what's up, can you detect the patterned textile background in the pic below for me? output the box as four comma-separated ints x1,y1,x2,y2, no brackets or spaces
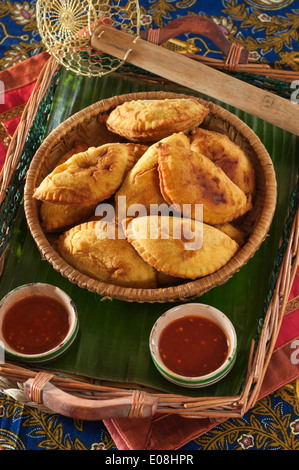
0,0,298,451
0,0,298,71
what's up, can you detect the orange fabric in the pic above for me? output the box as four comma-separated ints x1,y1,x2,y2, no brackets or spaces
0,52,49,93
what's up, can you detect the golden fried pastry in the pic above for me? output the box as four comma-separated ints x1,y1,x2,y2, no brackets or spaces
33,143,141,206
115,132,191,222
157,143,251,225
130,143,149,161
190,128,255,197
40,140,94,232
213,223,246,247
56,220,157,288
40,202,97,232
106,98,211,142
124,215,239,279
55,140,89,165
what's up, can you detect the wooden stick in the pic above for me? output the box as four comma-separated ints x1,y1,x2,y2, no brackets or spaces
184,54,299,82
91,26,299,136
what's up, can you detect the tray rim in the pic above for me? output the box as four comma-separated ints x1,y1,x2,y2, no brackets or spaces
0,56,298,421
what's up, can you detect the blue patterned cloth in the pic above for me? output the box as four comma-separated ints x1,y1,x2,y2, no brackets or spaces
0,392,117,450
0,0,298,71
1,380,299,450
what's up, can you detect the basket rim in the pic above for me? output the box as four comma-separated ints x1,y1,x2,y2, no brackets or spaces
24,90,277,303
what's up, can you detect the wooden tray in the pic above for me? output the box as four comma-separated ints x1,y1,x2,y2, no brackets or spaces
0,56,298,420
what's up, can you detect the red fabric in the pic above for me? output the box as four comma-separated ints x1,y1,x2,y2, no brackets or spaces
274,276,299,349
0,82,36,169
0,52,49,93
0,52,49,171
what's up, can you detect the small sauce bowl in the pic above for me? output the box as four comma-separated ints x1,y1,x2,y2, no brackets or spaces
149,303,237,388
0,283,79,363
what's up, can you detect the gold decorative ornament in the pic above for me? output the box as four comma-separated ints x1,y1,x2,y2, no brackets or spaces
36,0,141,77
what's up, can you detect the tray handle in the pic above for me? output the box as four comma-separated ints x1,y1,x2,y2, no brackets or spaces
139,16,249,65
23,372,158,420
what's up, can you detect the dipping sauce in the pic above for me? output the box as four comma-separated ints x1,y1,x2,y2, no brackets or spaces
2,295,70,355
158,315,229,377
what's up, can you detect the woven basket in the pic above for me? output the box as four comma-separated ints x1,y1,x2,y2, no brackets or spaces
23,90,277,303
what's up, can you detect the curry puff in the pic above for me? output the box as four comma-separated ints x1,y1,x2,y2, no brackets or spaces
39,140,96,232
190,128,256,198
115,132,190,221
157,142,251,225
33,143,147,206
213,223,246,247
54,140,89,165
106,98,211,142
124,215,239,279
56,220,157,288
40,202,98,232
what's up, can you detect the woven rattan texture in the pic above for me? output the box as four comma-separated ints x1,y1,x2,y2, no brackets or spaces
23,89,277,303
0,70,59,262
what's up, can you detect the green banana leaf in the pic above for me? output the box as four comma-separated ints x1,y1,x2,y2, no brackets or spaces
0,68,298,398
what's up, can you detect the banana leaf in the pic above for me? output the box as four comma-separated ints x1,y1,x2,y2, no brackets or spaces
0,68,298,398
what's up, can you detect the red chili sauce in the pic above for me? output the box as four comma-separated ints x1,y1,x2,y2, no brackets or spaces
158,315,229,377
2,295,70,355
